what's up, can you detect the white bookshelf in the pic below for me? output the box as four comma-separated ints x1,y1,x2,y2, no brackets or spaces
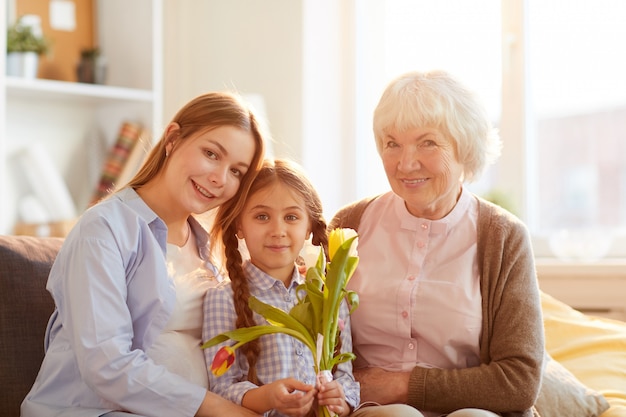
6,76,154,103
0,0,163,234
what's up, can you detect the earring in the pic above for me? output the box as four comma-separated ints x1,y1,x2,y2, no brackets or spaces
165,140,174,157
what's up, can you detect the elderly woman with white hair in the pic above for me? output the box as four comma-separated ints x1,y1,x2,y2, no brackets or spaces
330,70,544,417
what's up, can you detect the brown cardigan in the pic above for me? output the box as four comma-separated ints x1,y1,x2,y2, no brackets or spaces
329,194,544,417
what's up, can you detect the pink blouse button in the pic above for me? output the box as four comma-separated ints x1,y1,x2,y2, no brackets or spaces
408,342,415,350
402,311,409,319
417,241,425,248
421,223,428,230
407,275,415,281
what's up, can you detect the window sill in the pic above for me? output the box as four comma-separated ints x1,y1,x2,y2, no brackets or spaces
535,257,626,320
535,257,626,279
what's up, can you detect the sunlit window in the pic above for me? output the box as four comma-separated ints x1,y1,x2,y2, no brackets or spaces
354,0,626,258
527,0,626,255
354,0,502,201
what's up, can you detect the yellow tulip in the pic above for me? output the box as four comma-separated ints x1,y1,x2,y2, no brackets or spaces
328,228,358,261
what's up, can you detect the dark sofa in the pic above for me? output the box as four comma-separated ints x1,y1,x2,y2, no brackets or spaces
0,235,63,417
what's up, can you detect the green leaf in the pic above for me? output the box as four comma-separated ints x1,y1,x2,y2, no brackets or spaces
304,278,324,298
346,290,359,314
319,239,356,369
201,324,316,353
303,280,324,334
289,302,315,335
295,282,307,303
249,296,316,349
325,237,356,290
305,264,324,286
304,274,325,296
200,333,232,348
201,325,282,348
328,352,357,369
315,246,327,271
344,256,359,285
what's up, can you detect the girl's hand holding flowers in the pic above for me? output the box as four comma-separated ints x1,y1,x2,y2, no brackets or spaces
243,377,316,417
318,379,351,417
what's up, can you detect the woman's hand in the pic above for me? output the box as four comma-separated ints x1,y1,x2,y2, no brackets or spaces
242,377,316,417
353,367,411,405
317,379,350,417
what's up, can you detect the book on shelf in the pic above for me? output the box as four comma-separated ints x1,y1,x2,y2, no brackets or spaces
89,121,143,207
114,129,152,192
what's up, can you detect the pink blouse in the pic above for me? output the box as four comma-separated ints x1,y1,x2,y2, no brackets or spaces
347,187,482,372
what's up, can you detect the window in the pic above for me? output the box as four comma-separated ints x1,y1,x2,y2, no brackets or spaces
526,0,626,257
354,0,501,200
353,0,626,258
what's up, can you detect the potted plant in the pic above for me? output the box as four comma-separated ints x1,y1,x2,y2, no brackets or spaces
77,47,107,84
6,15,49,78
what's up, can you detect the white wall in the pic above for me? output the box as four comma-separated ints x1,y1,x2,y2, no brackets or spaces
162,0,354,218
163,0,303,158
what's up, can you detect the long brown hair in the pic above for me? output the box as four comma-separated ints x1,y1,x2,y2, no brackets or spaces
127,91,265,204
213,159,328,383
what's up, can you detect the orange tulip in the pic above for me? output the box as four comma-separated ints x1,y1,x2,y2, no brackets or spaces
211,346,235,376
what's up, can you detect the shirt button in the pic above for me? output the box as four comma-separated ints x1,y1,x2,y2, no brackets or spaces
421,223,428,230
407,275,416,281
408,342,415,350
296,348,303,356
402,311,409,319
284,295,292,302
417,241,425,248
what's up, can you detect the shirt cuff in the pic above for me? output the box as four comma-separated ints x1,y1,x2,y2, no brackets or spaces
408,366,427,409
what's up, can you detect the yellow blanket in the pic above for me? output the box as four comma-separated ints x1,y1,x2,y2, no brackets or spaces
542,291,626,416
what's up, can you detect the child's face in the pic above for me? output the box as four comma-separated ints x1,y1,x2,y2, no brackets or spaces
237,182,311,284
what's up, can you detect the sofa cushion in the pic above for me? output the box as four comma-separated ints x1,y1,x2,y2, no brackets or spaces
542,291,626,417
535,352,609,417
0,235,63,417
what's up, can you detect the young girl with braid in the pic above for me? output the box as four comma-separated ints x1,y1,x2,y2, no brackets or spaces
203,159,359,417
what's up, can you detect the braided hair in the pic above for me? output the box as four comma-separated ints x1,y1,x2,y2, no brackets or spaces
211,158,328,383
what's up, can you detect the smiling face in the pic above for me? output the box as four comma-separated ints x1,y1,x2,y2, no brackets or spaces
237,182,311,284
381,126,464,219
160,124,256,218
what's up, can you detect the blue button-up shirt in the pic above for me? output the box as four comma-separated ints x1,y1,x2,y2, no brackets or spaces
22,188,213,417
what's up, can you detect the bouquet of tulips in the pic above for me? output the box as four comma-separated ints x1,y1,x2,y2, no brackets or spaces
202,228,360,417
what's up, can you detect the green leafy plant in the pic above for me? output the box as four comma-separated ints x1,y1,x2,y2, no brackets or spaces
7,17,49,55
202,228,360,417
